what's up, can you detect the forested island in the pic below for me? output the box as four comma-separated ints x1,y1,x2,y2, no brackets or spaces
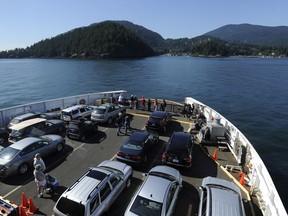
1,21,288,58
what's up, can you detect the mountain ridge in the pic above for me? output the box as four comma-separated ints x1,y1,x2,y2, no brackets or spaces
1,21,288,58
203,23,288,47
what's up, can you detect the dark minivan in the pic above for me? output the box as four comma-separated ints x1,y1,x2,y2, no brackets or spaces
145,110,171,133
162,131,194,167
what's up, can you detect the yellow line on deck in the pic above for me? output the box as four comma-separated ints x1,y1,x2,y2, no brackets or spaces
128,112,193,125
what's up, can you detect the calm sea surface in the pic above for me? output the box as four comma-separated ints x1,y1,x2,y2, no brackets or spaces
0,56,288,209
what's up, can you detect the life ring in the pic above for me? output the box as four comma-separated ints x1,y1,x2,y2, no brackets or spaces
79,99,86,104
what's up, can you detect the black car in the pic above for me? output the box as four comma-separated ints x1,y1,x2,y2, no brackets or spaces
116,130,159,165
162,131,194,168
0,128,9,145
66,120,98,141
145,110,171,133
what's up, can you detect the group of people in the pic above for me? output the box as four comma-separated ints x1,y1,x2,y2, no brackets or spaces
115,111,131,136
182,103,195,120
130,95,167,112
33,153,49,198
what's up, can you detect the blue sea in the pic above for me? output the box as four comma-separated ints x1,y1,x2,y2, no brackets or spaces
0,56,288,209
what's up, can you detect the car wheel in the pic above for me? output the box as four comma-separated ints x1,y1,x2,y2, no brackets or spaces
107,117,113,125
80,135,86,142
56,143,64,152
18,163,29,175
126,177,131,188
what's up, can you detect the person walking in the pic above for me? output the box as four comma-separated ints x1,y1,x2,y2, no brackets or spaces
116,112,123,136
33,153,46,172
34,164,47,198
124,114,131,134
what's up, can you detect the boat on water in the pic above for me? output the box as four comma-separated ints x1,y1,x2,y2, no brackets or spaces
0,90,286,216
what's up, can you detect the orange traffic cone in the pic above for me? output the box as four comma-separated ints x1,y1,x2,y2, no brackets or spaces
19,205,28,216
20,192,28,208
26,197,38,215
239,173,245,186
212,149,218,160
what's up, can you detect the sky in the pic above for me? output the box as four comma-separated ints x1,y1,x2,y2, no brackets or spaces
1,0,288,51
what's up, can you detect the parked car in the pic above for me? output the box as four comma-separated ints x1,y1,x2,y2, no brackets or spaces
9,118,66,142
61,105,94,122
162,131,194,168
125,165,182,216
53,160,133,216
116,130,159,165
66,119,98,141
198,176,246,216
0,135,65,178
145,110,171,133
0,128,9,145
91,103,126,125
8,112,41,128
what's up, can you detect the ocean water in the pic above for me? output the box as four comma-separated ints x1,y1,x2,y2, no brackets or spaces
0,56,288,209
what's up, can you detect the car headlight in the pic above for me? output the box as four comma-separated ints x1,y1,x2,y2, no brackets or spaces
0,165,7,173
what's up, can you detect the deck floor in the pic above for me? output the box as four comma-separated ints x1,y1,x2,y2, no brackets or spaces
0,106,262,216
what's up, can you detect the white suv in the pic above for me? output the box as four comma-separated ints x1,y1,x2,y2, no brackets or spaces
53,160,132,216
61,105,93,122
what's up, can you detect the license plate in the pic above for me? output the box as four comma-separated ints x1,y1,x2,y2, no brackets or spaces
125,155,130,159
173,159,179,163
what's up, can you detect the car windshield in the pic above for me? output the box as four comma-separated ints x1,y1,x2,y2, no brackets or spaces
123,140,143,150
130,195,162,216
0,147,19,160
94,108,106,114
56,197,85,216
149,117,161,123
10,118,20,124
169,135,190,150
149,171,176,181
10,129,23,137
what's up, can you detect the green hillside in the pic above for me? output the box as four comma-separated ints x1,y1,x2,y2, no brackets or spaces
1,21,288,58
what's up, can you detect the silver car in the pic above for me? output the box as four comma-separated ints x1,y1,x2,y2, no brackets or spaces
53,160,133,216
91,103,126,125
0,135,65,178
198,176,246,216
125,165,182,216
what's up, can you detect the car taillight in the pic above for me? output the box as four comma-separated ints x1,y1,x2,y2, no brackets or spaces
183,155,192,162
162,152,167,160
117,152,124,157
145,118,149,125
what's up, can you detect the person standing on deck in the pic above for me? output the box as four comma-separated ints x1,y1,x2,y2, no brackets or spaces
33,153,46,172
154,99,158,110
140,96,146,110
147,99,152,112
34,164,47,198
163,99,167,111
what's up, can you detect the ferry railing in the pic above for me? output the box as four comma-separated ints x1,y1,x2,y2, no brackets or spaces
0,90,126,127
185,97,287,216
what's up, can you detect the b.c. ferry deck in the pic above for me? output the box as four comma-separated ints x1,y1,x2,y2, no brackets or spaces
0,91,286,216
